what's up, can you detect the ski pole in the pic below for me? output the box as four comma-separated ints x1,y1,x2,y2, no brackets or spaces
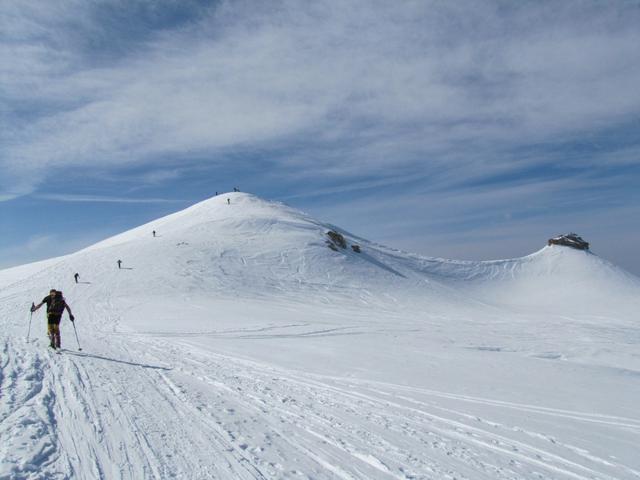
71,319,82,351
26,303,34,342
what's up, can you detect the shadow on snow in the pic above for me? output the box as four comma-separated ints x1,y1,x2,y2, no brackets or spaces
64,350,171,370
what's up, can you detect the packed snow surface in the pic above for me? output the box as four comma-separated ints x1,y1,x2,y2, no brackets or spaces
1,193,639,479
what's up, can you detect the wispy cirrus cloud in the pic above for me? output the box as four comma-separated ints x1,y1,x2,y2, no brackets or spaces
304,164,640,267
34,194,182,204
2,0,640,198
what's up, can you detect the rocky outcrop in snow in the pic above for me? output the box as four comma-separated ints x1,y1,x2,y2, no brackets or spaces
326,230,347,250
547,233,589,250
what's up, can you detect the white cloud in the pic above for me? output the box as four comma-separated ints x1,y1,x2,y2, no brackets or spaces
2,1,640,197
34,194,181,203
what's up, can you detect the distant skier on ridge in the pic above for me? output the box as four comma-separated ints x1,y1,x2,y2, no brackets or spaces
117,259,122,269
74,272,79,283
31,289,74,350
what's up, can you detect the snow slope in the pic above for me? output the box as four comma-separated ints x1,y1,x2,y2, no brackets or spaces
1,192,639,479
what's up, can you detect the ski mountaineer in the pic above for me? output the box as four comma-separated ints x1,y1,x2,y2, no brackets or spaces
31,289,74,349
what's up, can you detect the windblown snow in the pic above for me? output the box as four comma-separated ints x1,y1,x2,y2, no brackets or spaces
1,193,639,479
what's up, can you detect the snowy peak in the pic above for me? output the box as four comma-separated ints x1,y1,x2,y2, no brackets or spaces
83,192,313,250
63,193,391,305
4,192,640,318
453,245,640,315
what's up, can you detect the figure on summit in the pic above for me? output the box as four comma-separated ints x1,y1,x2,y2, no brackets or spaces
117,259,122,269
153,230,156,237
31,289,74,349
227,198,230,205
74,273,79,283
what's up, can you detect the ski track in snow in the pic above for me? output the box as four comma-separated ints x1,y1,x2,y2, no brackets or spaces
3,329,639,479
2,193,639,479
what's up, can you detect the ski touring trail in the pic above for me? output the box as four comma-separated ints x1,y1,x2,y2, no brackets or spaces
2,331,639,480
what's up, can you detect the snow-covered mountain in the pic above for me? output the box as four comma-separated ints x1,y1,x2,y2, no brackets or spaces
1,193,639,479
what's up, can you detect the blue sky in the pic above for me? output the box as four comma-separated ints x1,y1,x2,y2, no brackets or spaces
2,0,640,275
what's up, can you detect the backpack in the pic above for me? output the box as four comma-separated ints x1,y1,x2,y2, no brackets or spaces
49,292,66,316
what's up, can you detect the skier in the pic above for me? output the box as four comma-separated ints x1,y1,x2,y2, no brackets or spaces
117,259,122,269
31,289,74,349
152,230,156,237
227,198,230,205
74,272,79,283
